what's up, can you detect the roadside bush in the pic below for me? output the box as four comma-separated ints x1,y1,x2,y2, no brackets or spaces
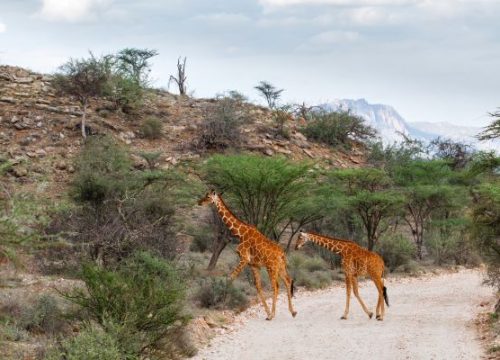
189,226,213,253
45,324,124,360
288,253,332,289
64,252,187,354
303,110,376,148
194,277,249,311
376,234,415,272
197,95,247,150
141,117,163,139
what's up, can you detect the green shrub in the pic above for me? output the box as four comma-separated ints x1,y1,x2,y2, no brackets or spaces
303,110,376,148
141,117,163,139
376,234,415,272
64,252,186,354
45,324,125,360
72,136,131,205
194,277,249,311
20,294,64,335
288,253,332,290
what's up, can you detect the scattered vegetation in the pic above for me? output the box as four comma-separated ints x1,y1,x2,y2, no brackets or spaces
255,81,283,109
302,110,377,148
140,117,163,139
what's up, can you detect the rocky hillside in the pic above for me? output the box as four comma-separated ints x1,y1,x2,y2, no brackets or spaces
0,65,363,196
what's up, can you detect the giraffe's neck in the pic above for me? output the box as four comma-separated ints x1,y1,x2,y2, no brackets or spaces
308,233,354,256
213,195,248,239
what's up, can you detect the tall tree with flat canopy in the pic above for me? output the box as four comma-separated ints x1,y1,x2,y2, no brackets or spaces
255,81,284,109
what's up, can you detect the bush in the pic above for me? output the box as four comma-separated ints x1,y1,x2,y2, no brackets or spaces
194,277,249,311
189,227,213,253
303,110,376,148
46,324,124,360
20,294,64,335
376,234,415,272
288,253,332,290
197,96,247,150
141,117,163,139
64,252,187,354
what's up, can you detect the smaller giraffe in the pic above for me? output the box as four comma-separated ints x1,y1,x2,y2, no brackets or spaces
198,190,297,320
295,231,389,320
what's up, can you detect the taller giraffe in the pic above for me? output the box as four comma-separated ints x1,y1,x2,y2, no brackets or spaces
296,231,389,320
198,190,297,320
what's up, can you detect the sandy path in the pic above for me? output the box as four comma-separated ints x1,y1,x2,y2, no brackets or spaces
193,270,494,360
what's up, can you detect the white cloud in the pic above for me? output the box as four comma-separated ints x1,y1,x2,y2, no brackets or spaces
0,23,6,33
192,13,251,24
347,7,397,25
38,0,113,22
259,0,414,6
310,30,360,44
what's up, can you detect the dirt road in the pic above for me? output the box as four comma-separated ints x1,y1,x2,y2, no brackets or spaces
193,270,494,360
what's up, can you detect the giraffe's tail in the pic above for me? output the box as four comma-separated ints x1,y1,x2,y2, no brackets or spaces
383,286,389,307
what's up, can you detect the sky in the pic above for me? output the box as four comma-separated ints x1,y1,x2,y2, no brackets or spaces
0,0,499,126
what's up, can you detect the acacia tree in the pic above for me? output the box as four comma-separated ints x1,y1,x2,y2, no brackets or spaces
115,48,158,86
394,160,456,259
203,154,321,267
53,54,111,138
330,168,403,250
255,81,284,109
478,109,500,140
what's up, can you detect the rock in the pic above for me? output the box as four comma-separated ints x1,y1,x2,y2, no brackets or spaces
12,167,28,177
0,97,16,104
263,148,274,156
131,154,147,169
55,161,67,170
11,116,19,123
302,148,315,158
67,165,75,173
35,149,47,157
292,131,307,141
14,76,34,84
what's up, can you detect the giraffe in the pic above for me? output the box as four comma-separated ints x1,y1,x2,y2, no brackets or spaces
295,231,389,320
198,190,297,320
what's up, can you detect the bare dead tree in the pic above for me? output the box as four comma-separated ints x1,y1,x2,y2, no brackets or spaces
169,57,187,96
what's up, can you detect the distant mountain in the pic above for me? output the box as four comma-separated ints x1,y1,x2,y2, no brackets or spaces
319,98,500,152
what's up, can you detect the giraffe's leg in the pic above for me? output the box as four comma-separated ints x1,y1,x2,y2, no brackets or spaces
267,269,279,321
341,276,352,320
250,266,271,318
229,259,248,280
373,277,385,321
352,277,373,319
280,269,297,318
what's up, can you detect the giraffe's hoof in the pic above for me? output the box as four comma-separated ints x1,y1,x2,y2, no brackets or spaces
340,316,347,320
265,316,274,321
292,311,297,318
376,315,383,321
369,312,373,319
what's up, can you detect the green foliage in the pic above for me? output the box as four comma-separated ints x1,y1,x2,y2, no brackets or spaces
72,136,131,205
255,81,283,109
20,294,64,335
115,48,158,86
46,324,125,360
272,106,292,139
376,234,416,271
106,75,144,113
288,253,332,289
303,110,377,148
140,117,163,139
203,154,312,239
194,277,249,310
477,109,500,141
64,252,187,354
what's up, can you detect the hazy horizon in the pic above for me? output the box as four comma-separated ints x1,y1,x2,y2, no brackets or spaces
1,0,499,127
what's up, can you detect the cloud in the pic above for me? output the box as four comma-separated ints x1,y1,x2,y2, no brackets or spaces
192,12,252,24
38,0,113,22
347,7,398,25
0,23,6,33
259,0,413,6
310,30,360,44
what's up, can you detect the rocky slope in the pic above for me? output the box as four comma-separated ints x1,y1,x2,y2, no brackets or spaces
0,65,363,197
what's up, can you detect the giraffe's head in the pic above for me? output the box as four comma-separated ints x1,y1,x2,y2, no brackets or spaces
198,190,218,206
295,231,311,250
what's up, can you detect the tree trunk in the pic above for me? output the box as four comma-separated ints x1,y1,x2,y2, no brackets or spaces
81,100,88,138
207,235,228,271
